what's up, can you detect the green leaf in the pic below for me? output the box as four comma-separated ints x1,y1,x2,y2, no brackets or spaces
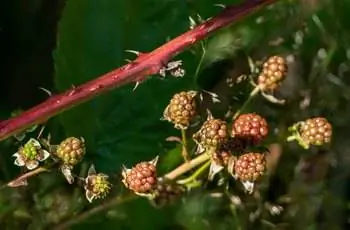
55,0,193,169
54,0,196,229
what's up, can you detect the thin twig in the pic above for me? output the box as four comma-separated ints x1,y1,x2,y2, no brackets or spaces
5,166,50,188
53,194,137,230
0,0,277,142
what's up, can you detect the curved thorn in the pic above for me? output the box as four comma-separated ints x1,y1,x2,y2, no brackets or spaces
125,50,141,56
214,4,226,9
38,87,52,96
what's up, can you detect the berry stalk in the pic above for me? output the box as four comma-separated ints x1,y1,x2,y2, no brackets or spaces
164,152,210,180
181,129,190,162
177,160,211,185
233,86,260,120
0,0,277,142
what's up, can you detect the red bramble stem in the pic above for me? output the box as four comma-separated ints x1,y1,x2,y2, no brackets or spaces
0,0,277,142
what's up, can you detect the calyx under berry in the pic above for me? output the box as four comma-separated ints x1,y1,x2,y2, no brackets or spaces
84,165,111,203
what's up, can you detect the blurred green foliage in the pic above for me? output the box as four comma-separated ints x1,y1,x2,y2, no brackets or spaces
1,0,350,229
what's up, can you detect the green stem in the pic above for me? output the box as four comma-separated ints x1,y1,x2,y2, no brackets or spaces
194,42,206,80
286,135,296,142
233,86,260,120
164,152,210,180
181,129,189,161
177,160,211,184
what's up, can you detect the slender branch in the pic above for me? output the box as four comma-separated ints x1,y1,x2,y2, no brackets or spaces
5,166,50,188
54,152,210,229
0,0,277,142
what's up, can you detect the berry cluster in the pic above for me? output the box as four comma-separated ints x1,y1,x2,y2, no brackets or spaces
11,52,325,208
218,113,269,193
12,135,111,203
121,55,333,199
7,48,335,216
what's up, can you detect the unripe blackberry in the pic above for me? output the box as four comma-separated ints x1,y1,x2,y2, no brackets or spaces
299,117,332,146
232,113,268,146
89,175,110,195
234,152,266,182
163,91,197,129
151,179,184,208
258,55,288,91
21,140,40,161
84,165,111,203
122,157,158,195
193,118,229,150
56,137,85,166
13,138,50,170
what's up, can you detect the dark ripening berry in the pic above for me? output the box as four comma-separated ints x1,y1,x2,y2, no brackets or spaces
221,137,247,154
123,161,158,194
258,55,288,91
193,118,229,150
163,91,197,129
212,149,231,167
300,117,332,146
151,179,184,208
211,137,243,167
232,113,268,146
234,152,266,182
56,137,85,166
